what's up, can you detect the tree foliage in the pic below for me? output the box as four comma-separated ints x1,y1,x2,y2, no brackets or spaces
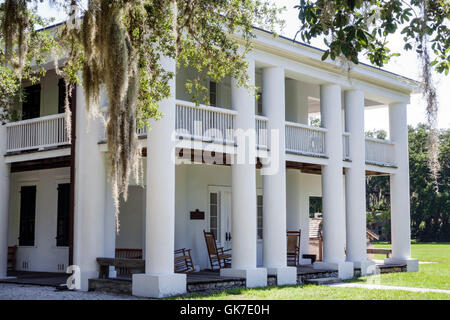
296,0,449,184
366,124,450,242
408,124,449,241
0,0,282,230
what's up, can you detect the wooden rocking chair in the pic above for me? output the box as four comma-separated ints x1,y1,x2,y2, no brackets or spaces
287,230,301,266
203,230,231,270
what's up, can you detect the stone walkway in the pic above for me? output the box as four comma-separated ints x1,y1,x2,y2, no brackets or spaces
0,283,140,300
327,282,450,294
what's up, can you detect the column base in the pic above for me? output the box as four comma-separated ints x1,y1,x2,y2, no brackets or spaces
266,266,297,285
351,260,377,276
78,270,98,291
132,273,187,298
313,261,354,280
220,268,267,288
384,257,419,272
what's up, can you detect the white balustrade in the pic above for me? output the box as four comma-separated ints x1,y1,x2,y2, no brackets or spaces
365,137,396,166
285,122,327,156
6,113,69,153
343,132,350,160
175,100,236,144
255,115,268,149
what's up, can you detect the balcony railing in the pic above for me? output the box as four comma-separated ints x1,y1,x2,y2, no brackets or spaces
255,115,268,149
285,122,327,156
175,100,236,144
4,104,397,169
343,132,350,160
6,113,69,153
365,137,395,166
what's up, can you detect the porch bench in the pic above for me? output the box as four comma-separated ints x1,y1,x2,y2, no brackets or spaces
115,248,143,276
98,248,195,278
97,257,145,279
367,248,392,258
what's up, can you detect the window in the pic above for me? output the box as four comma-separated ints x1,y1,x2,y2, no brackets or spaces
257,92,263,115
22,84,40,120
209,192,220,240
257,195,263,240
19,186,37,246
58,78,72,114
209,81,217,107
56,183,70,247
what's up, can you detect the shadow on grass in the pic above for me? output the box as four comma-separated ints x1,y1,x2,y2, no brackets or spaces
168,284,308,300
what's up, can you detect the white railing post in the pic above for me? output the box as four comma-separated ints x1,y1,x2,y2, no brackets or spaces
5,113,70,153
365,137,396,166
174,100,237,145
285,121,327,156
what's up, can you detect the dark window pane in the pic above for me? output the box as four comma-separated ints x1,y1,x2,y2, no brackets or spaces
210,205,217,218
210,217,217,229
209,81,217,107
19,186,36,246
22,84,40,120
210,192,217,205
56,183,70,247
257,92,263,115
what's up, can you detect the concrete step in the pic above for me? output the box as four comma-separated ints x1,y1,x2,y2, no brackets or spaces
305,277,342,285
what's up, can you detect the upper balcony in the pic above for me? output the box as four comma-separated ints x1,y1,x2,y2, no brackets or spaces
4,67,397,170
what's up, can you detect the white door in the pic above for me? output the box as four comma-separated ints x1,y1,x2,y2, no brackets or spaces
208,186,263,264
208,187,232,250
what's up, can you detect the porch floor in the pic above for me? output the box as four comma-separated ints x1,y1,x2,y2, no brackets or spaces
1,262,406,296
2,271,68,287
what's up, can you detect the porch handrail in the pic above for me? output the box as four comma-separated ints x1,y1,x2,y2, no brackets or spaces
365,136,395,145
365,137,396,166
175,99,238,116
285,122,327,156
5,112,67,127
285,121,328,133
255,115,268,149
175,100,236,144
6,113,69,153
343,132,350,160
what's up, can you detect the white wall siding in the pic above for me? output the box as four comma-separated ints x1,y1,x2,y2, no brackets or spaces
8,168,70,272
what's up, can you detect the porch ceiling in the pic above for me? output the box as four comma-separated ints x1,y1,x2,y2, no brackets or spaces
10,156,71,173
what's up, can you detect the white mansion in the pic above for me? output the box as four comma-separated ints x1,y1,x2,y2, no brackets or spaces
0,28,419,298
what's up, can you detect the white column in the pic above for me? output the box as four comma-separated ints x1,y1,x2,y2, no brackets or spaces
73,85,106,290
313,84,353,279
0,122,10,279
132,56,186,298
386,102,418,271
344,90,375,275
220,57,267,287
104,177,117,278
262,67,296,285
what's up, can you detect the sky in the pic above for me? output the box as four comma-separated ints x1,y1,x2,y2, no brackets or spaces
37,1,449,132
275,0,449,132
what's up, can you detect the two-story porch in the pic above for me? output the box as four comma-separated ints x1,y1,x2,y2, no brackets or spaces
0,30,419,298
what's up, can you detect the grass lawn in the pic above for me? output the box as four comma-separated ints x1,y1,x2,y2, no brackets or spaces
175,284,449,300
351,242,450,290
174,242,450,300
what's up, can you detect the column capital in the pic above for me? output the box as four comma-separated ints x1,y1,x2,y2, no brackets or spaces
320,83,341,91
